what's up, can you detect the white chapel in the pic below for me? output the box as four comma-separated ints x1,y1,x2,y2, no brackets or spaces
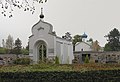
29,8,74,64
75,33,93,51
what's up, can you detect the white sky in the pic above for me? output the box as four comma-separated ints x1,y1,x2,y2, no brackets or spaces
0,0,120,47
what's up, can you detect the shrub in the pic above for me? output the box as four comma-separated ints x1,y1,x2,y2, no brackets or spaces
21,49,29,55
0,47,6,54
55,56,59,64
84,55,89,63
13,58,31,65
0,70,120,82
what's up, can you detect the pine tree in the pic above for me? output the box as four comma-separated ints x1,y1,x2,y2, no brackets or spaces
6,35,14,49
72,35,82,51
14,38,22,57
55,56,59,64
84,55,89,63
6,35,14,54
104,28,120,51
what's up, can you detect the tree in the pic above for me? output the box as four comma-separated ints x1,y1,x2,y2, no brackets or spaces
62,32,72,41
87,38,93,43
92,40,101,51
2,39,5,48
21,49,29,55
72,35,82,51
26,42,29,51
104,43,112,51
14,38,22,57
104,28,120,51
6,35,14,53
0,0,47,17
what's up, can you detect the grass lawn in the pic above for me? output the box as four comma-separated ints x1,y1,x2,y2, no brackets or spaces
0,63,120,72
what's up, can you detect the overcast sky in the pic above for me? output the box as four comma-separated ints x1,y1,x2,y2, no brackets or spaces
0,0,120,47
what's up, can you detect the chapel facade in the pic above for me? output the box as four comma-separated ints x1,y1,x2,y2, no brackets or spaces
29,8,74,64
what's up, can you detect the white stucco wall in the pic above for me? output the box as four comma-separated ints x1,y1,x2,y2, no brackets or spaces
68,43,74,64
29,19,74,64
75,42,92,51
56,38,74,64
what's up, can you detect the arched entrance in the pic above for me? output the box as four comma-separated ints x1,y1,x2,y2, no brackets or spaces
37,40,47,62
39,44,47,62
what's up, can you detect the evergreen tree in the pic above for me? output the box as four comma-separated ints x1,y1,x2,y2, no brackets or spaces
84,55,89,63
72,35,82,51
14,38,22,57
87,38,93,44
2,39,5,48
6,35,14,49
88,38,93,43
55,56,59,64
6,35,14,54
26,42,29,51
104,28,120,51
104,43,112,51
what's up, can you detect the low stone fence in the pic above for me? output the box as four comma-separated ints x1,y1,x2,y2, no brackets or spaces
73,51,120,64
0,54,29,65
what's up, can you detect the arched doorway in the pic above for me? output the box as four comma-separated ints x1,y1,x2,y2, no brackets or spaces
37,40,47,62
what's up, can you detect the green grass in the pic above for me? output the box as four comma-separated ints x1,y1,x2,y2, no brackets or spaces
1,63,120,72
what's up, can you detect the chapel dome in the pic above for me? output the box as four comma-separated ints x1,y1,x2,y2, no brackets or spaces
82,32,88,38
